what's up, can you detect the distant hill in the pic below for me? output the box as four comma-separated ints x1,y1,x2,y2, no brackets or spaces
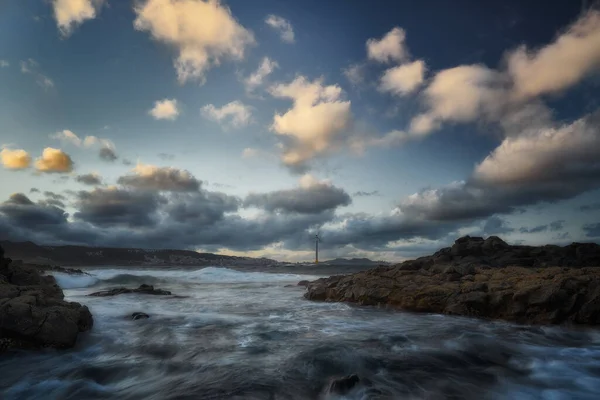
0,240,280,267
320,257,391,266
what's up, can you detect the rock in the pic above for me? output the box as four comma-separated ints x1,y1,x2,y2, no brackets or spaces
89,284,172,297
131,312,150,320
297,280,310,287
304,236,600,326
328,374,360,395
0,245,93,351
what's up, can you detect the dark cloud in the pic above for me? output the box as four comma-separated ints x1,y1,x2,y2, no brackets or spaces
353,190,380,197
30,188,40,193
99,147,118,162
245,181,351,214
117,165,201,192
581,203,600,212
76,173,103,186
38,199,66,208
482,216,514,235
73,188,162,228
583,223,600,238
553,232,571,241
122,159,133,166
0,193,67,226
44,191,66,201
519,225,548,234
163,191,239,225
550,220,565,231
158,153,175,161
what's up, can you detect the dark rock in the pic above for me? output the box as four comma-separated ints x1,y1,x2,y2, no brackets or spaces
0,245,93,352
297,280,310,287
304,236,600,326
89,284,172,297
131,312,150,320
328,374,360,395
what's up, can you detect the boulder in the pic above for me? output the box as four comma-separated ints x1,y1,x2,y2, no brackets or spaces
0,245,93,351
131,312,150,320
89,284,172,297
328,374,360,395
297,280,310,287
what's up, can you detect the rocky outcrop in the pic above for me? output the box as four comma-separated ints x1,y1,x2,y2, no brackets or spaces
305,236,600,326
89,284,172,297
328,374,360,395
0,246,93,352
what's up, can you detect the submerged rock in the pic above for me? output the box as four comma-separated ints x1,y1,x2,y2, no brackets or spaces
131,312,150,320
305,236,600,326
297,280,310,287
0,245,93,352
328,374,360,395
89,284,172,297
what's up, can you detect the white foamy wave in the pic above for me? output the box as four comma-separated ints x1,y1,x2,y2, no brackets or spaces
82,266,318,285
52,273,99,289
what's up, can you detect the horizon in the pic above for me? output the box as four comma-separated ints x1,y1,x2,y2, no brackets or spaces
1,0,600,263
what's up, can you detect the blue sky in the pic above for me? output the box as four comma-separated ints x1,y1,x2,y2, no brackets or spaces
0,0,599,261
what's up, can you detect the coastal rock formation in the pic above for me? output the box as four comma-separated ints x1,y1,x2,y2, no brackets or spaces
89,284,172,297
328,374,361,395
0,246,93,351
305,236,600,326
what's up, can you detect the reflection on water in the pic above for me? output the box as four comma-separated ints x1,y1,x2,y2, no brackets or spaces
2,267,600,399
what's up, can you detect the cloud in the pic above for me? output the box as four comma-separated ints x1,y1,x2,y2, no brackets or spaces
35,148,74,173
133,0,255,84
51,130,116,152
117,163,201,192
583,223,600,238
379,60,426,96
201,101,252,128
242,148,259,158
44,191,66,201
508,10,600,99
482,216,514,235
581,203,600,211
50,129,82,146
30,188,40,193
20,59,54,89
519,225,548,234
269,76,352,170
158,153,175,161
244,174,351,214
0,60,9,68
0,193,67,228
51,0,105,36
149,99,180,120
99,147,117,162
73,187,162,228
353,190,380,197
343,63,366,86
0,148,31,170
366,27,408,63
76,173,103,185
163,190,239,225
265,14,295,43
243,57,278,92
550,220,565,231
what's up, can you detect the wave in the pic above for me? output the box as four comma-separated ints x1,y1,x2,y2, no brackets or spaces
53,267,318,289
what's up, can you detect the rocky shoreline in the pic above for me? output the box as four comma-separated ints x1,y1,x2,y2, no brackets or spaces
305,236,600,326
0,246,93,352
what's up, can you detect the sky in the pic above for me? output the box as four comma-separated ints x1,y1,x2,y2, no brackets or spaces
1,0,600,262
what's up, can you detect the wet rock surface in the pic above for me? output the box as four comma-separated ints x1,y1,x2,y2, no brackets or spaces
131,312,150,320
89,284,172,297
0,246,93,352
305,236,600,326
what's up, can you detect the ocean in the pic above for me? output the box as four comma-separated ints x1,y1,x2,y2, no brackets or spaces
2,266,600,399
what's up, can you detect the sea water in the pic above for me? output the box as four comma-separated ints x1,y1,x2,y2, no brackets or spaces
2,266,600,399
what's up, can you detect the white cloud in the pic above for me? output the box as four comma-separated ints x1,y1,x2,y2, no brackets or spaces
35,148,74,173
51,129,82,146
0,60,9,68
201,101,252,128
265,14,295,43
149,98,180,120
133,0,255,84
343,63,365,86
508,10,600,99
366,27,408,63
52,0,104,36
20,59,54,89
379,59,426,96
242,147,259,158
0,148,31,170
243,57,278,92
268,76,352,169
50,130,116,161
